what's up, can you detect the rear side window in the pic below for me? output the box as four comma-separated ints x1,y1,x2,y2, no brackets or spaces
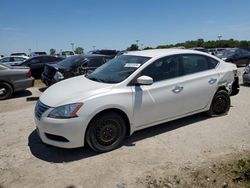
0,57,11,62
181,54,216,75
14,57,25,61
0,65,7,70
141,55,180,82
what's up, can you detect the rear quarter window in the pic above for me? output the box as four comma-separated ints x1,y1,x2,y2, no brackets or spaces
181,54,215,75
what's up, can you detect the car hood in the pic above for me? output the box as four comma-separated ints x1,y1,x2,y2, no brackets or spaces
40,75,114,107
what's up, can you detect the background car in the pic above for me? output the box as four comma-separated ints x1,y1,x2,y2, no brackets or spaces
11,52,28,56
60,51,75,58
191,47,209,53
88,49,119,58
0,56,29,66
0,63,34,100
19,55,64,78
216,48,250,67
30,52,47,57
243,64,250,85
42,54,111,86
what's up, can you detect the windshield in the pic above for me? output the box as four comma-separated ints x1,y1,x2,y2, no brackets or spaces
86,55,150,83
58,55,83,67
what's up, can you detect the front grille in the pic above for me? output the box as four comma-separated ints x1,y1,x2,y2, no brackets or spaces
35,100,50,120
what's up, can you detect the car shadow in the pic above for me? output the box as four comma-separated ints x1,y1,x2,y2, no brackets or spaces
240,83,250,87
28,130,97,163
28,113,208,163
11,90,32,99
39,87,47,92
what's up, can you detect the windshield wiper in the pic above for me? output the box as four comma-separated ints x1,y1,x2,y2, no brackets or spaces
86,75,105,83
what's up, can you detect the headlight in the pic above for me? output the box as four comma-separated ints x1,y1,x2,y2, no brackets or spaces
53,71,64,81
48,103,83,119
245,66,250,74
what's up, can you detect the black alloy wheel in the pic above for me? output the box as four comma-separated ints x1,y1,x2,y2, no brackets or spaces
86,112,126,153
207,90,230,116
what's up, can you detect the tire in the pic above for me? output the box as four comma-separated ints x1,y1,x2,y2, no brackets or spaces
86,112,126,153
207,90,230,116
0,82,13,100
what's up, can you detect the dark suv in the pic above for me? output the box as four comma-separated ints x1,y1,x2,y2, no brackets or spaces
88,49,119,58
20,55,64,78
41,54,111,86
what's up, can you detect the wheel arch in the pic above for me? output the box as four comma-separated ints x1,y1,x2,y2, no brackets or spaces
0,80,14,91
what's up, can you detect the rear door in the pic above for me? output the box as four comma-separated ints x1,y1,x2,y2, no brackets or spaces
133,54,219,128
176,54,220,113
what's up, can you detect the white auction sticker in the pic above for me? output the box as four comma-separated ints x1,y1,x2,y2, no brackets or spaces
124,63,141,68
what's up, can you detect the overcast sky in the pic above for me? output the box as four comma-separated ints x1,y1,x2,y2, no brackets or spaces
0,0,250,55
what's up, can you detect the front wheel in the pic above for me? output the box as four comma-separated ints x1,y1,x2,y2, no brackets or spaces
207,90,230,116
86,112,126,153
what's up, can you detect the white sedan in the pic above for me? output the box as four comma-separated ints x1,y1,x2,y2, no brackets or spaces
34,49,239,152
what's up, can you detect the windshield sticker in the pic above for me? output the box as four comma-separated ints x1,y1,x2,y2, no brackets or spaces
124,63,141,68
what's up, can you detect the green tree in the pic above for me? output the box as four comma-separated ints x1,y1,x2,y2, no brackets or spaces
75,47,84,54
126,44,139,51
50,48,56,56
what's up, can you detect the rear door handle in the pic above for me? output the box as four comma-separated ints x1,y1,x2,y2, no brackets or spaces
172,85,184,94
208,78,217,84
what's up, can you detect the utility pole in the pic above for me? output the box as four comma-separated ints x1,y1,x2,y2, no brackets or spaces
70,43,75,51
136,40,139,47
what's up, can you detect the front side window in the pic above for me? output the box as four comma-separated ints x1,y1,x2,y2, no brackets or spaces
181,54,212,75
86,55,150,83
141,55,180,82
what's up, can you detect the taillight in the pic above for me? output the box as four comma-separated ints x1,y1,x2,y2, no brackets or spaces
26,70,32,78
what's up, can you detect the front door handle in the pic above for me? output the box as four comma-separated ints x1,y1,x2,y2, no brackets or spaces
172,85,184,94
208,78,217,84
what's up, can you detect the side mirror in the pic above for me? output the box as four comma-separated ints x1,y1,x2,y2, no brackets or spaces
136,76,153,85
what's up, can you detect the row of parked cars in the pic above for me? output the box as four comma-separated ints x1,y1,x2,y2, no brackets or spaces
0,47,250,100
0,50,119,99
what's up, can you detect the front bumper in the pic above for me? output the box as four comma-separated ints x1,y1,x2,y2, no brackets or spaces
243,73,250,84
35,112,87,148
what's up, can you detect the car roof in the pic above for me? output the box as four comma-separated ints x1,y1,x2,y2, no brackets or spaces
81,54,111,58
125,49,210,58
2,56,28,58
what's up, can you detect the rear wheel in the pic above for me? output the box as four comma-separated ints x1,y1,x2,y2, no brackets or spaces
86,112,126,153
0,82,13,100
207,90,230,116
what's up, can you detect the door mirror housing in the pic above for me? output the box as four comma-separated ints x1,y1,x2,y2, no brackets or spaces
136,76,153,85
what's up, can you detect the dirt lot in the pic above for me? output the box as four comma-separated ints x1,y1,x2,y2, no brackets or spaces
0,73,250,188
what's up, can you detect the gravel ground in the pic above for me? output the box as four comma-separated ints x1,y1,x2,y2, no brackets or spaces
0,73,250,188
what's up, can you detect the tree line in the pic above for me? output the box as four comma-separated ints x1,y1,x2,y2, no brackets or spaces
127,38,250,51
